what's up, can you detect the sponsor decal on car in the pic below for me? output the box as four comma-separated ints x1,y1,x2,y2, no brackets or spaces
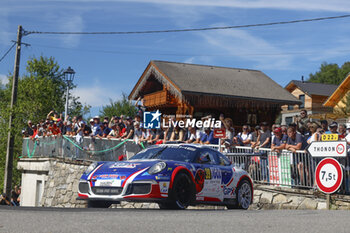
159,182,169,193
223,186,235,196
109,163,140,168
95,179,122,187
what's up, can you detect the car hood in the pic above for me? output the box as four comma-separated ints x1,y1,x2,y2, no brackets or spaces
91,160,161,177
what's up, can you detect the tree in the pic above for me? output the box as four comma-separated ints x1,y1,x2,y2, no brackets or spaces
99,93,137,119
0,56,90,188
308,62,350,85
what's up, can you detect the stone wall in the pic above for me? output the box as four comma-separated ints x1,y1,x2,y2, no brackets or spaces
40,159,91,208
251,185,350,210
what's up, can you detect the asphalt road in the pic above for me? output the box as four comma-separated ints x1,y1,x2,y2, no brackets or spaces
1,206,350,233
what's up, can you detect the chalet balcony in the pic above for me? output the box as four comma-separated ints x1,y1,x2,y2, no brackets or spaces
144,90,174,108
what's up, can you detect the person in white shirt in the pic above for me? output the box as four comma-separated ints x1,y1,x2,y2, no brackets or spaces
185,127,201,143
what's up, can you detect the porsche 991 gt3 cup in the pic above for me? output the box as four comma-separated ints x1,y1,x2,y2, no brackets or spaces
78,144,253,209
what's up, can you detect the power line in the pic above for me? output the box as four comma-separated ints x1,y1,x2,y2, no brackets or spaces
0,42,16,64
24,14,350,35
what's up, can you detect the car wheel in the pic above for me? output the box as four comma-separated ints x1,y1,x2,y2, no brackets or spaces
227,179,252,210
163,173,195,210
87,200,112,208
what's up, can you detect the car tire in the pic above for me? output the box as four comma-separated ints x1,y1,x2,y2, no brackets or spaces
162,173,195,210
87,200,112,208
226,179,252,210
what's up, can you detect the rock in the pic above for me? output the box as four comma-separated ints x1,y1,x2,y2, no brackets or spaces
316,202,327,210
253,190,263,196
298,198,318,210
134,203,143,209
260,192,273,204
272,194,287,204
287,196,304,206
280,204,299,210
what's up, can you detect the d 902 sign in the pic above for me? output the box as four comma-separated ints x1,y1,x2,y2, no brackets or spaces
315,158,343,194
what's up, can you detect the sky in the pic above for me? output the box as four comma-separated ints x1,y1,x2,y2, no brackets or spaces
1,0,350,117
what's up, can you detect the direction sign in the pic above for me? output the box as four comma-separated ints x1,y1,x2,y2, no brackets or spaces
213,129,226,139
315,158,343,194
307,141,347,157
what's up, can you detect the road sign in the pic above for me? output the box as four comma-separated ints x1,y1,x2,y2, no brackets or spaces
321,134,339,141
307,141,347,157
213,129,226,138
315,158,343,194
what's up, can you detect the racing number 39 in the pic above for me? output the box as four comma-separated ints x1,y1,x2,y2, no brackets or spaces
205,168,211,180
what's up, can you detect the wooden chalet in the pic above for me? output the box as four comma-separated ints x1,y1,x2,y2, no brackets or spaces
129,61,299,126
281,80,337,125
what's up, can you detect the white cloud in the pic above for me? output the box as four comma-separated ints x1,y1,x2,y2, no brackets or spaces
0,74,9,85
71,82,122,107
197,28,293,70
56,14,84,47
28,0,350,13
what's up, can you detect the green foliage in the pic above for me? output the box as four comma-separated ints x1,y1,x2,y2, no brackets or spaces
100,93,137,119
308,62,350,85
0,56,90,189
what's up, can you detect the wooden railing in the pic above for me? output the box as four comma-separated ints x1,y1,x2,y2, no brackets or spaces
144,90,168,107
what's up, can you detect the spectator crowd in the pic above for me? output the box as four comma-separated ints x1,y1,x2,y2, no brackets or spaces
23,109,350,152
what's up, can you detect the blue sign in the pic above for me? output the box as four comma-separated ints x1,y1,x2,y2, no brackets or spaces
143,110,161,129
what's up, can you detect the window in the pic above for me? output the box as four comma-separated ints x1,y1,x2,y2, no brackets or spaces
216,152,231,166
285,117,293,126
288,105,293,110
299,95,305,109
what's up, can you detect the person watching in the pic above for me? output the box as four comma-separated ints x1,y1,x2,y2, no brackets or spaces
271,127,287,153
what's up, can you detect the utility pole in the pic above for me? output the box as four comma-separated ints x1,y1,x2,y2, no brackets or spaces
4,25,23,198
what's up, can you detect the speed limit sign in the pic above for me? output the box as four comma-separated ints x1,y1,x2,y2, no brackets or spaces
315,158,343,194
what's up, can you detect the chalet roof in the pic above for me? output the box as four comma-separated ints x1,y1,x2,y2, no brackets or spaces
324,74,350,107
129,60,300,104
286,80,338,97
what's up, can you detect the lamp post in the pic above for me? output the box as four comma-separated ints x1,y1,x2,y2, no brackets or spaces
63,67,75,121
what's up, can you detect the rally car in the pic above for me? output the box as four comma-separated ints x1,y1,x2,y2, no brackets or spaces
78,144,253,209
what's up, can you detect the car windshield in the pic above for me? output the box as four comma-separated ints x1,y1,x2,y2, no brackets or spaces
130,146,197,163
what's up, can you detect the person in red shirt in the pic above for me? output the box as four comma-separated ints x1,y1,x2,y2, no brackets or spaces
47,121,61,136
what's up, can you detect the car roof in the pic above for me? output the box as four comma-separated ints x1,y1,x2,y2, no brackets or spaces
150,143,219,151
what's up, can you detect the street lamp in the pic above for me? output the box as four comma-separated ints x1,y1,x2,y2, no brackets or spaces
63,66,75,120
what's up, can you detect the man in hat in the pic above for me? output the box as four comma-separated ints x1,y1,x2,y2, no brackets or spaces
328,121,339,135
271,127,287,153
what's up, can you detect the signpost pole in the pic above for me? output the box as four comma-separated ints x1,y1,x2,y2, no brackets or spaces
326,194,330,210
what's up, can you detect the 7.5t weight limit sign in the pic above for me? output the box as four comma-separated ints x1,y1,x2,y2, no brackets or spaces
315,158,343,194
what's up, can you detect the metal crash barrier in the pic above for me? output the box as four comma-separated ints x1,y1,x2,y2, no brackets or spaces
22,137,350,194
22,136,145,161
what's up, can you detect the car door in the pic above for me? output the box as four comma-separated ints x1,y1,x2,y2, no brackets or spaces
214,151,236,199
194,149,223,202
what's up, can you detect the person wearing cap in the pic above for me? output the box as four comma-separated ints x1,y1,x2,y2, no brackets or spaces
271,127,287,153
328,121,339,134
92,116,102,137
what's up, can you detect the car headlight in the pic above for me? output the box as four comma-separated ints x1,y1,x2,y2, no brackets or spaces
148,162,167,175
84,162,98,175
